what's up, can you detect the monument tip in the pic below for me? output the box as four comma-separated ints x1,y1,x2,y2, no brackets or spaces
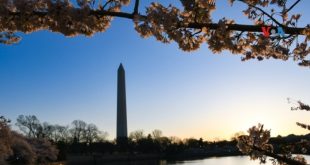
118,63,124,70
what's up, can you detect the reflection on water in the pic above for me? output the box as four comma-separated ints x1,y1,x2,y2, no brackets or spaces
68,156,310,165
83,160,167,165
166,156,310,165
167,156,272,165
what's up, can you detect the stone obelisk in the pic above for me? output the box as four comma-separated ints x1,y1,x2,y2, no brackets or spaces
117,63,128,140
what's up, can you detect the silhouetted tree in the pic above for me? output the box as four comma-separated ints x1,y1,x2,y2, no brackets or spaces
97,131,109,142
54,125,70,143
169,136,182,144
152,129,163,140
129,129,145,142
70,120,87,143
16,115,42,138
0,0,309,67
40,122,56,140
158,136,172,152
135,134,156,153
83,123,100,144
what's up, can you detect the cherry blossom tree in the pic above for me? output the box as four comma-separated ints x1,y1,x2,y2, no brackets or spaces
0,116,58,165
237,101,310,165
0,116,12,165
0,0,309,67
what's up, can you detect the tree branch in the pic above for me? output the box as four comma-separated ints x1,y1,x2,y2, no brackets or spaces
90,10,136,19
284,0,302,15
238,0,283,27
187,23,305,35
252,146,306,165
102,0,112,10
133,0,140,15
6,10,307,35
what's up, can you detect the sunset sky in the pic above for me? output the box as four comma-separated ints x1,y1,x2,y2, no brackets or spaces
1,0,310,141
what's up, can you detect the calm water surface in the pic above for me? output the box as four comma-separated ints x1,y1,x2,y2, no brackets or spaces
167,156,310,165
98,156,310,165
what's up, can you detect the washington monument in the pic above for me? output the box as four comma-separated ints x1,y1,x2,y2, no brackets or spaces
117,63,128,140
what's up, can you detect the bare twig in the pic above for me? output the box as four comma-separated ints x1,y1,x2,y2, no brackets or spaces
283,0,301,15
191,29,202,37
133,0,140,15
102,0,112,10
235,31,245,41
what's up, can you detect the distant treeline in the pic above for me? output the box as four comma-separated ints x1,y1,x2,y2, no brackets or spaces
1,115,309,165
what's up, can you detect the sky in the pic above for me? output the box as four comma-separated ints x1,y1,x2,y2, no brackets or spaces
0,0,310,141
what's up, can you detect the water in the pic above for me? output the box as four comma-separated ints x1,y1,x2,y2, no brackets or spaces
80,155,310,165
166,156,310,165
167,156,278,165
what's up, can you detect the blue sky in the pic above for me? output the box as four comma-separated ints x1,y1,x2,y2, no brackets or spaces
0,0,310,140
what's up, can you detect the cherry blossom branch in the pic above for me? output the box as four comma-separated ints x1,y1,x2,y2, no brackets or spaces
296,122,310,131
187,23,305,35
7,11,306,35
291,101,310,111
237,0,283,26
252,146,306,165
